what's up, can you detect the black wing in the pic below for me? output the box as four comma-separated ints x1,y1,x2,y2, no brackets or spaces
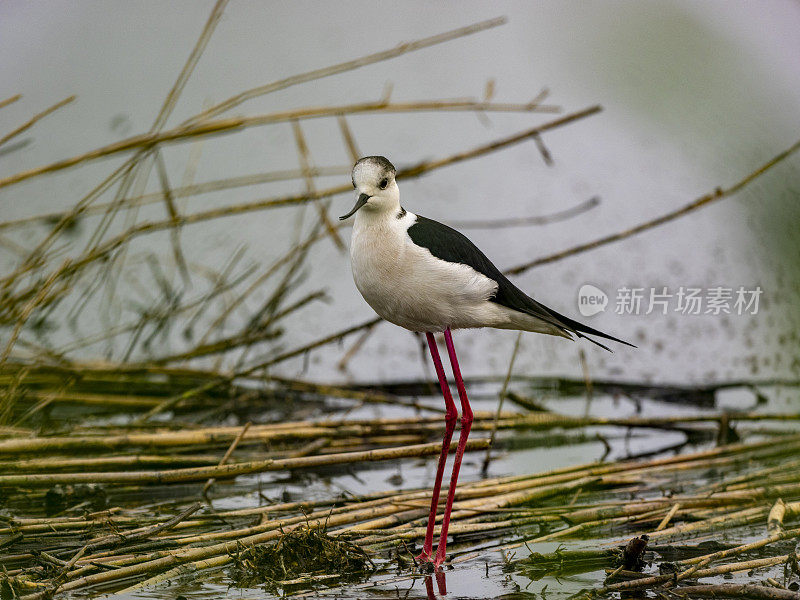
406,215,634,351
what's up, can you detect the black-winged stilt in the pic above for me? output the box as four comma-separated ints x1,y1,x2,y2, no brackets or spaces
340,156,633,568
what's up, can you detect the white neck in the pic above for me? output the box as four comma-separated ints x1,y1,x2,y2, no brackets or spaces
354,204,398,226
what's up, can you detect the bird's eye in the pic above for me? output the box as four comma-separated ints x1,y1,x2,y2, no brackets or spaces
379,178,388,190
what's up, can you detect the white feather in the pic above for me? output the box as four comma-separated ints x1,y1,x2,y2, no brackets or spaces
350,209,567,336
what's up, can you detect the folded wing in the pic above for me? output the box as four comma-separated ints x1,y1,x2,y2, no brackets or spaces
406,215,635,351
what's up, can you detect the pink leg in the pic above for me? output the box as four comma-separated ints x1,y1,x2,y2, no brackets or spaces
422,571,447,599
433,328,473,567
416,331,458,563
424,575,435,599
435,569,447,595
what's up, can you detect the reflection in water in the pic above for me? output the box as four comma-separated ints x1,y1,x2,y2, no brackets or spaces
424,570,447,598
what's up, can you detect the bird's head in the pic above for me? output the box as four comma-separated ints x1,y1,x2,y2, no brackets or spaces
339,156,399,220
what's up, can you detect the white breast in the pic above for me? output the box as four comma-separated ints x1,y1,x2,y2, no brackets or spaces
349,210,500,332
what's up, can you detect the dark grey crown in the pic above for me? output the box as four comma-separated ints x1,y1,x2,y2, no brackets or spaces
352,156,395,187
354,155,395,173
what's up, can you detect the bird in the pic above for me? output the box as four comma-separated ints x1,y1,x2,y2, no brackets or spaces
340,155,633,568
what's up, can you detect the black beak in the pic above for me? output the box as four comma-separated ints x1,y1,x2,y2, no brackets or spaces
339,193,370,220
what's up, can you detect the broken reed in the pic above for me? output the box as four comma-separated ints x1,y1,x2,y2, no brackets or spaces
2,359,798,428
2,431,800,597
1,364,799,484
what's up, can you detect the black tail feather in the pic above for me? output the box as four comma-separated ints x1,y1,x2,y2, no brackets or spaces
542,305,637,352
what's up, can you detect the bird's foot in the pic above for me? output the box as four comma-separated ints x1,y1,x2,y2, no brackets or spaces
418,560,436,574
416,551,447,573
416,550,439,574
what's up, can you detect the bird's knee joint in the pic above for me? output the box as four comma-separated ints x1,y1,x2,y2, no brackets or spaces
445,410,458,424
461,412,474,427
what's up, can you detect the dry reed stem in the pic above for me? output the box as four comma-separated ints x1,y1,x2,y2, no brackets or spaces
0,98,559,191
79,503,201,554
354,516,539,545
0,107,594,350
0,259,70,364
1,158,138,300
482,331,522,471
337,116,361,164
74,0,227,298
0,95,75,148
666,584,800,600
0,165,597,235
0,17,510,359
654,502,680,531
603,555,795,593
0,438,490,486
4,410,795,457
153,0,229,132
50,261,258,356
5,433,800,596
585,512,800,596
194,225,329,347
189,16,508,121
244,317,383,372
81,2,229,331
507,137,800,274
26,504,417,597
0,94,22,110
291,119,345,249
153,150,190,283
677,527,800,567
0,166,353,231
701,457,800,493
3,455,605,543
451,196,600,229
767,498,787,534
143,290,321,364
201,422,250,495
646,505,770,540
0,454,222,473
66,3,222,276
336,325,376,371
